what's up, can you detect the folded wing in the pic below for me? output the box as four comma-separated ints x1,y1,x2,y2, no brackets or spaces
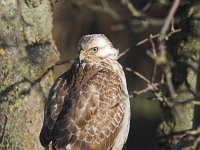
53,67,125,150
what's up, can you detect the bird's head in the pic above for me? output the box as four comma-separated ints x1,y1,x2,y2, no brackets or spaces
77,34,119,63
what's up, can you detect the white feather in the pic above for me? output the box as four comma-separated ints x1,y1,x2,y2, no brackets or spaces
96,47,118,59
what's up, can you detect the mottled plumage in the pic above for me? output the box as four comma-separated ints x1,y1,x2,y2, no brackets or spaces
40,34,130,150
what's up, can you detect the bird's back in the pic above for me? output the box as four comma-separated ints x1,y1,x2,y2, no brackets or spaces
40,59,130,150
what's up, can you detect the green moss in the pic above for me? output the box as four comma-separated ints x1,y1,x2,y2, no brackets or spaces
22,0,53,45
157,2,200,148
187,68,197,89
155,50,167,65
9,100,21,113
21,65,30,74
25,0,42,8
0,0,58,149
0,48,5,56
183,37,200,52
190,5,200,35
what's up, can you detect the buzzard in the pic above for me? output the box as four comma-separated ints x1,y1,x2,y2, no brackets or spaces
40,34,130,150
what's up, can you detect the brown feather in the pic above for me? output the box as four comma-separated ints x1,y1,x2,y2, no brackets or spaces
40,34,130,150
49,62,124,150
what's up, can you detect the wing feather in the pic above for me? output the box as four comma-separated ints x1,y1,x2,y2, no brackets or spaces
53,65,125,150
39,66,75,148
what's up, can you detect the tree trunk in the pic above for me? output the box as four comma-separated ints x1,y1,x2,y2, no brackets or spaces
0,0,59,149
157,1,200,149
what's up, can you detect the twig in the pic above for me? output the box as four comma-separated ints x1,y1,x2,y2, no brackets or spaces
193,101,200,106
100,0,120,20
125,67,165,100
165,20,181,40
128,21,181,101
88,4,120,20
141,0,152,12
136,26,181,47
187,127,200,136
164,65,176,97
159,0,181,40
55,59,74,66
71,0,120,20
0,58,72,102
125,64,174,107
136,33,159,46
171,98,200,107
125,67,150,84
148,34,157,60
118,48,130,59
121,0,143,17
157,0,181,97
151,64,157,83
192,136,200,149
129,86,152,98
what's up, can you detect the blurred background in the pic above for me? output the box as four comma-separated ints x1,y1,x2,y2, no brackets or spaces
51,0,187,149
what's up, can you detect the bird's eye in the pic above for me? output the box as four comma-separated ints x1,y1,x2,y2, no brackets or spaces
91,47,98,53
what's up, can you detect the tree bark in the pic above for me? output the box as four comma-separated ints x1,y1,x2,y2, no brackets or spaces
0,0,59,149
157,1,200,149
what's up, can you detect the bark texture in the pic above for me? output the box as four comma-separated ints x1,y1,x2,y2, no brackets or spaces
0,0,60,149
157,1,200,149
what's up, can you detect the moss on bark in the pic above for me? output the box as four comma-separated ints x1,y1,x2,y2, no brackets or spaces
0,0,59,149
157,1,200,149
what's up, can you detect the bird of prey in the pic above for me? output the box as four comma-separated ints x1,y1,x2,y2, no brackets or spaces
39,34,130,150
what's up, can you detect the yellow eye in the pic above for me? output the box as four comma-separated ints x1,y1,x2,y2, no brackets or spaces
91,47,98,53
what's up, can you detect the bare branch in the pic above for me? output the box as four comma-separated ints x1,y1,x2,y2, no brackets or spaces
157,0,182,98
55,59,74,66
136,33,160,46
121,0,143,17
151,64,158,83
125,67,150,84
164,65,176,97
71,0,120,20
159,0,181,40
129,86,154,98
118,48,130,59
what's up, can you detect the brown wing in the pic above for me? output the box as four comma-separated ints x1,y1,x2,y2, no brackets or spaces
39,65,75,148
53,67,125,150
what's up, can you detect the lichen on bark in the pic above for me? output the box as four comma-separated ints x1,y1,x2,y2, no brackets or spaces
157,1,200,149
0,0,60,149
